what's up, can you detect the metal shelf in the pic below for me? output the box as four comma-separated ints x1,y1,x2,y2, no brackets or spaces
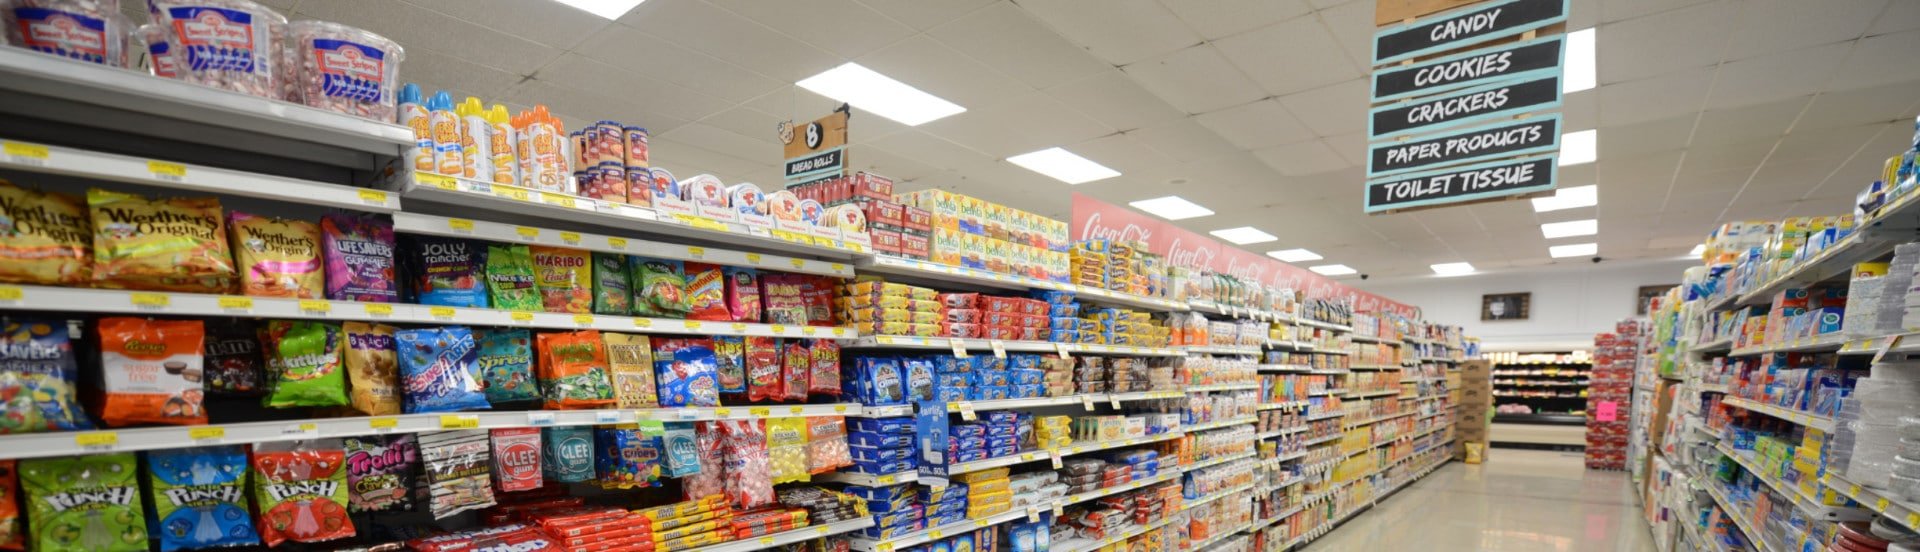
1825,471,1920,532
1185,416,1258,432
690,518,875,552
856,256,1187,311
393,212,853,277
1721,397,1837,431
1176,344,1264,355
846,335,1182,357
940,431,1186,476
1296,319,1354,332
1190,383,1260,392
1344,389,1400,399
1349,335,1403,346
1188,300,1291,322
848,505,1034,552
1728,333,1851,356
0,139,400,212
1700,482,1781,552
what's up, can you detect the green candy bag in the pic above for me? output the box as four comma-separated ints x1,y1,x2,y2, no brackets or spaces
591,252,632,315
263,320,349,408
486,243,542,312
21,453,147,552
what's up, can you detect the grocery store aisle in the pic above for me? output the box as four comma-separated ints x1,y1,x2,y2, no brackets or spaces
1304,449,1653,551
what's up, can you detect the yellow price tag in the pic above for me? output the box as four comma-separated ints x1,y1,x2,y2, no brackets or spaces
573,314,595,326
833,328,845,337
634,318,654,329
749,407,770,417
2,141,49,160
745,253,762,264
833,405,847,413
296,423,317,433
801,327,817,336
687,246,706,258
365,303,393,316
1879,498,1892,510
877,475,896,484
831,263,845,272
607,237,628,249
416,172,458,190
358,189,389,204
369,417,398,429
975,519,990,528
771,325,787,334
75,432,118,447
188,426,225,440
683,320,702,330
448,218,474,232
878,544,894,552
545,194,576,208
877,336,896,345
759,537,775,546
816,527,829,535
715,408,733,417
439,415,479,429
218,296,254,310
298,299,330,313
791,406,805,414
147,160,187,180
0,286,19,301
514,226,539,239
510,311,535,323
130,292,170,308
689,218,729,232
495,186,530,202
430,306,456,319
1908,512,1920,527
559,231,581,244
930,530,944,539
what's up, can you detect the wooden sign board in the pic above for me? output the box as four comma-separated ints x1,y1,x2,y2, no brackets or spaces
1371,35,1563,102
783,110,848,186
1368,114,1560,177
1364,154,1556,213
1374,0,1568,64
1368,74,1560,139
1376,0,1484,25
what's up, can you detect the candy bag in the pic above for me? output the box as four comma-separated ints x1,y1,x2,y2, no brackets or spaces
809,339,841,396
0,318,89,433
660,422,701,478
146,446,260,552
98,317,207,426
0,181,89,285
719,419,774,509
343,321,400,415
22,453,147,552
603,332,658,408
87,188,233,292
805,416,852,474
484,243,541,312
530,246,591,314
594,424,661,490
652,338,719,407
591,252,632,315
251,443,353,545
404,235,488,308
491,428,543,492
229,210,323,298
761,275,808,326
724,267,762,322
320,212,396,302
802,276,836,325
713,335,745,395
744,336,781,402
204,319,264,396
344,434,416,513
779,341,809,402
629,257,689,317
681,422,725,501
417,430,497,519
534,330,615,410
0,460,17,550
473,329,539,405
766,417,808,484
396,326,489,413
683,262,728,321
540,426,595,483
261,320,348,409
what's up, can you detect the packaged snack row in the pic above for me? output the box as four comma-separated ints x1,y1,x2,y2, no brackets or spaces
1071,239,1168,299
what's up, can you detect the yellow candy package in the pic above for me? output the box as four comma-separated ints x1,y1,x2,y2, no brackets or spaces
228,211,323,298
87,188,234,292
530,246,590,314
0,180,89,285
766,417,809,484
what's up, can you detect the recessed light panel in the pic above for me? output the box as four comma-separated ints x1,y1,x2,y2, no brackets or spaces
1430,262,1475,277
1560,129,1597,166
1129,196,1214,220
1309,264,1357,276
1530,185,1597,212
1690,244,1706,256
1550,243,1598,258
1564,28,1596,93
553,0,647,20
1210,227,1278,244
797,63,966,126
1541,219,1597,239
1267,249,1323,262
1007,147,1121,184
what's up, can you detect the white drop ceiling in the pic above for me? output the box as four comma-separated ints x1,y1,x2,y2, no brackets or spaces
139,0,1920,278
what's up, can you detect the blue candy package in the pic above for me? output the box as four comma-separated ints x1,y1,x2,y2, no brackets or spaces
651,338,720,407
473,329,540,405
146,446,260,552
404,235,489,308
0,318,91,433
660,422,703,478
395,326,490,413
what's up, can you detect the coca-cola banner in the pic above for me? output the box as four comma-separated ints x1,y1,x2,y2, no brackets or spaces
1071,193,1419,319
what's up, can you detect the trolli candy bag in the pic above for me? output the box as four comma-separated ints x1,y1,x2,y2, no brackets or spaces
404,235,488,308
396,326,489,413
473,329,539,405
417,430,497,519
21,453,147,552
343,321,401,415
87,188,234,292
0,318,90,433
535,330,615,410
530,246,591,314
251,442,354,546
261,320,349,409
0,180,89,286
228,210,323,298
204,319,265,396
320,212,397,302
603,332,658,408
343,434,416,514
98,317,207,426
491,428,542,493
484,243,542,312
146,446,260,552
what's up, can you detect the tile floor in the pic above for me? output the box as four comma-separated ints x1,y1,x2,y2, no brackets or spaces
1304,449,1656,551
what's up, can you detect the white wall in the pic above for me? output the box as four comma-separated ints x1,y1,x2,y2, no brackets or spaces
1355,259,1696,351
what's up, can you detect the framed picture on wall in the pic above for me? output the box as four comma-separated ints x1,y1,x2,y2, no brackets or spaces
1481,293,1530,321
1638,285,1677,315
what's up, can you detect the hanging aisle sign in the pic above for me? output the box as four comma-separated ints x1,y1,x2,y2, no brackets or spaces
1369,114,1561,177
1368,74,1559,139
1373,0,1569,65
783,108,848,187
1365,154,1556,213
1370,36,1563,102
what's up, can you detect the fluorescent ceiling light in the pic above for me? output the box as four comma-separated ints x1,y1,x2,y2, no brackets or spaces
1267,249,1323,262
1530,185,1597,212
1690,244,1706,256
1210,227,1278,244
1310,264,1358,276
1129,196,1214,220
1430,262,1475,277
1560,129,1597,166
1550,243,1598,258
1564,28,1596,93
1541,219,1597,239
796,63,966,126
1007,147,1120,184
552,0,646,19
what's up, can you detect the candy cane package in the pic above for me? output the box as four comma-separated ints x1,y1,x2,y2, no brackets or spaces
150,0,285,98
0,0,133,67
287,20,403,121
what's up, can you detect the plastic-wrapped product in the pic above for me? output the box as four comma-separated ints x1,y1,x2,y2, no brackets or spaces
146,446,260,552
604,332,658,408
720,419,775,509
342,320,400,415
228,211,322,298
343,434,416,514
135,23,176,78
287,20,403,120
768,417,809,484
0,181,89,286
251,442,354,545
810,339,840,396
22,453,147,552
0,460,17,550
87,188,233,292
534,330,615,410
530,245,591,314
745,336,781,401
540,426,595,483
395,326,489,413
484,243,541,311
653,338,720,407
713,335,746,395
320,212,397,302
726,267,762,322
684,262,729,321
1,0,130,66
806,416,852,474
473,328,539,405
594,423,663,490
0,318,90,433
491,427,542,492
204,319,264,396
682,421,726,501
781,341,809,401
261,319,348,409
661,422,701,478
630,257,690,317
592,252,633,315
417,430,496,519
404,235,488,308
98,317,207,425
151,0,284,97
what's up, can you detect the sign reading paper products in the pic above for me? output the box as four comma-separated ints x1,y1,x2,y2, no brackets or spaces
1372,0,1568,64
1370,36,1563,102
1365,155,1556,213
1368,75,1559,138
1368,114,1560,177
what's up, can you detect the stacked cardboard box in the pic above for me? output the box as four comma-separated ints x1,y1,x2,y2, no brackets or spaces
1455,360,1492,461
1586,321,1642,470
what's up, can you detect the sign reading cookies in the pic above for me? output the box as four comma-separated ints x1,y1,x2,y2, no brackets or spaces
783,108,848,188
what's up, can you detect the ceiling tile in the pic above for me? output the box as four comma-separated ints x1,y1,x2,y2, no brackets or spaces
1689,98,1808,147
1799,80,1920,132
1014,0,1201,65
1596,70,1714,126
926,2,1109,90
1830,29,1920,91
573,24,785,104
1705,42,1850,110
854,35,1034,112
1316,0,1378,71
1277,79,1369,137
706,0,915,59
1194,99,1315,151
1060,134,1185,186
536,54,733,122
865,130,996,172
1598,0,1716,23
855,0,996,31
1121,44,1269,115
1253,140,1349,176
294,0,563,75
1868,0,1920,35
1159,0,1312,40
619,0,840,82
695,108,785,146
1771,123,1887,164
1723,0,1885,60
1127,118,1242,162
647,138,766,181
401,0,613,50
399,48,526,100
845,148,941,182
1043,70,1189,133
501,79,691,136
738,88,908,144
1598,116,1695,159
1214,13,1362,97
918,91,1115,159
656,123,778,164
1595,1,1735,84
1325,132,1370,167
1562,88,1600,134
1679,140,1776,174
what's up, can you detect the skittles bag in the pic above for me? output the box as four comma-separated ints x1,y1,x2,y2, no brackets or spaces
20,453,147,552
146,446,260,551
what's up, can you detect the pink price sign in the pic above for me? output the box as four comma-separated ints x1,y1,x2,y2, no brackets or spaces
1595,401,1618,422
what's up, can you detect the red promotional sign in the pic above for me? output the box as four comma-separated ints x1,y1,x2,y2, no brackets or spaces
1071,193,1419,319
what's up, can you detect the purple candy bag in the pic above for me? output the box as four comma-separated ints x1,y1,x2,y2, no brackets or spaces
322,213,398,302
